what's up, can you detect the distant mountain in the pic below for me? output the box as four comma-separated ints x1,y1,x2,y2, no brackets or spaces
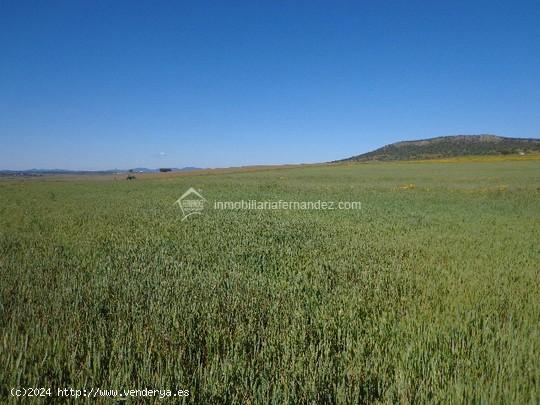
0,169,122,176
128,167,202,173
128,167,157,173
337,135,540,162
0,167,203,176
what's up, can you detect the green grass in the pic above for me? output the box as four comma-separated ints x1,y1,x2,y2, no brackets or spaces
1,160,539,403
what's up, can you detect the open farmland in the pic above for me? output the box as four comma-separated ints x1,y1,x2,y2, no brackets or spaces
1,157,539,403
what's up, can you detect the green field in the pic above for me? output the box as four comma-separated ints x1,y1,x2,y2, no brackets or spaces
1,159,539,403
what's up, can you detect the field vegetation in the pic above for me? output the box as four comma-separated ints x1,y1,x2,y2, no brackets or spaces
1,157,539,402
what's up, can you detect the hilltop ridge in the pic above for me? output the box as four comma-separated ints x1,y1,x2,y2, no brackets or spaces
338,135,540,162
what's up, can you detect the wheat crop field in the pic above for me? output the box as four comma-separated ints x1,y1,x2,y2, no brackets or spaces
1,157,539,403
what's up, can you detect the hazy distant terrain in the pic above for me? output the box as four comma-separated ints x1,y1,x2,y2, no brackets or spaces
0,167,202,177
338,135,540,162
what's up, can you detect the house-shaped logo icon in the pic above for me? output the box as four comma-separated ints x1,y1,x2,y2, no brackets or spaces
174,187,206,220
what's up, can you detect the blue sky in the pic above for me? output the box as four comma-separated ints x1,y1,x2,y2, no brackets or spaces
1,1,539,170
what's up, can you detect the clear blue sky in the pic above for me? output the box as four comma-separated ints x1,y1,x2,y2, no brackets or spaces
1,1,539,170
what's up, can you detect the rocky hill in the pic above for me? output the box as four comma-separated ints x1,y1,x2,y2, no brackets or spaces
338,135,540,162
